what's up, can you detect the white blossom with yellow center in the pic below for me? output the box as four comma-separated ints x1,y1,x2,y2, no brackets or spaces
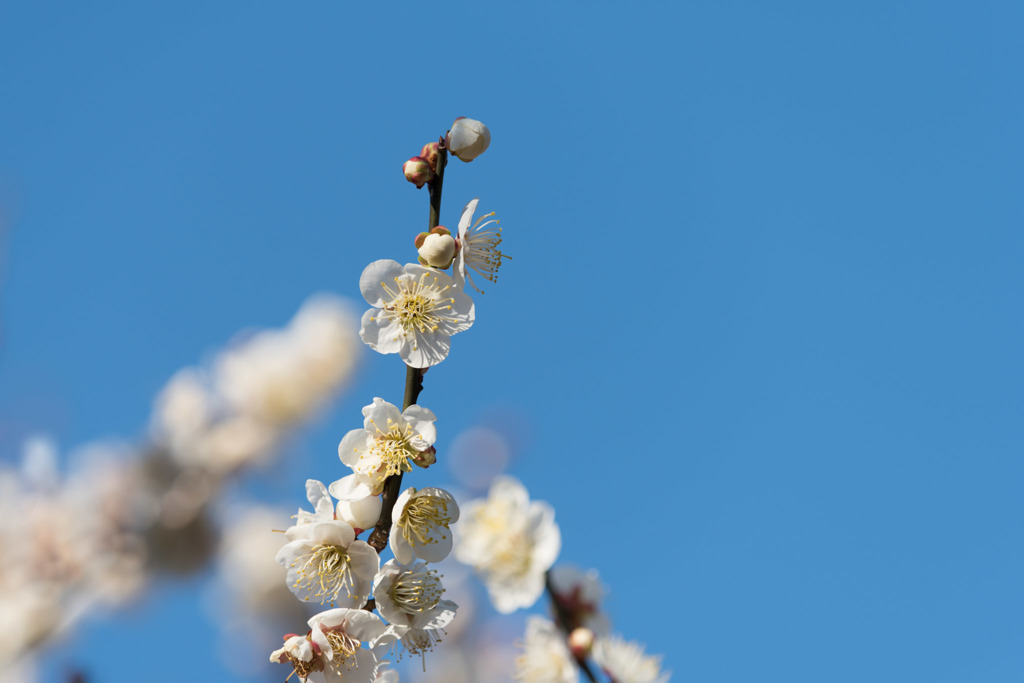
453,476,561,614
296,608,387,683
389,486,460,565
330,398,437,501
275,518,380,608
372,559,458,630
359,259,474,368
513,617,578,683
454,198,505,293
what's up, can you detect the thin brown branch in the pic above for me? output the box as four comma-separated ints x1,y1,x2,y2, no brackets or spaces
366,140,447,553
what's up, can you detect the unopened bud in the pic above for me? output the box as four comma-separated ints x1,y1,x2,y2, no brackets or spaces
568,627,594,658
416,227,457,269
412,446,436,468
420,142,440,172
403,156,433,188
445,117,490,162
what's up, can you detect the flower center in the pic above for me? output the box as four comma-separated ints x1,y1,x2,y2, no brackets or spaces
389,567,445,613
291,544,357,606
285,654,324,682
362,418,420,482
323,630,361,668
379,273,457,336
400,495,454,548
489,530,534,581
403,627,444,665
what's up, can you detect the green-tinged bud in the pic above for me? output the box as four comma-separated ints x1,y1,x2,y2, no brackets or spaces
403,156,433,189
412,446,436,468
568,627,595,658
416,227,457,269
445,117,490,162
420,141,441,173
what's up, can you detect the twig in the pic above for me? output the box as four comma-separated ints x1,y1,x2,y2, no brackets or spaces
545,571,602,683
366,144,447,553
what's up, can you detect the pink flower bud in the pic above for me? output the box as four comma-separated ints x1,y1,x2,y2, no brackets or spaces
445,117,490,162
402,156,433,188
412,446,436,468
420,141,440,172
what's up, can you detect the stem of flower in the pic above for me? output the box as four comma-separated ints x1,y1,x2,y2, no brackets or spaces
545,571,602,683
366,142,448,553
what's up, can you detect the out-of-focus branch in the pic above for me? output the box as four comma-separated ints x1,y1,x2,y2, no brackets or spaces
546,571,601,683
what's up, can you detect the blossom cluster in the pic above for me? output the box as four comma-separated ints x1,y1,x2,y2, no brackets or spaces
270,117,669,683
0,296,361,680
270,117,502,682
153,294,360,475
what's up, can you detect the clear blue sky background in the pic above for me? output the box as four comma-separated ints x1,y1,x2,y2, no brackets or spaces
2,1,1023,681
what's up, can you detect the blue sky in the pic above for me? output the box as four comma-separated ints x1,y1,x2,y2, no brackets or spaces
1,2,1023,681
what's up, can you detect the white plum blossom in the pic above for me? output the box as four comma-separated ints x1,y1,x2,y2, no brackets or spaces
372,559,458,629
310,608,388,682
446,117,491,162
358,260,474,368
454,476,561,614
276,513,379,607
389,487,459,565
592,635,671,683
454,198,504,293
331,398,438,501
272,608,387,683
371,562,458,665
513,616,578,683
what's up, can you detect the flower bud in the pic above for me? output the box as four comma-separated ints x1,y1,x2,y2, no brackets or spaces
568,627,595,658
336,494,382,533
403,156,433,188
445,117,490,162
412,446,436,468
417,233,457,269
420,141,440,172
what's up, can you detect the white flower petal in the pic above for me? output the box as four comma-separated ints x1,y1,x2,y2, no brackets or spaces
360,308,406,355
329,474,375,502
359,260,406,307
401,330,451,368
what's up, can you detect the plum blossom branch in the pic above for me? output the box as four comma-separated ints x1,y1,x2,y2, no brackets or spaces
367,145,447,553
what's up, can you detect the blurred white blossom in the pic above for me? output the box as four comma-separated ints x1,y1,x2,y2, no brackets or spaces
153,294,360,475
454,476,561,614
513,616,577,683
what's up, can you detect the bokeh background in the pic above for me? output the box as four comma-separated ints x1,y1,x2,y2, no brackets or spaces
2,1,1023,681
